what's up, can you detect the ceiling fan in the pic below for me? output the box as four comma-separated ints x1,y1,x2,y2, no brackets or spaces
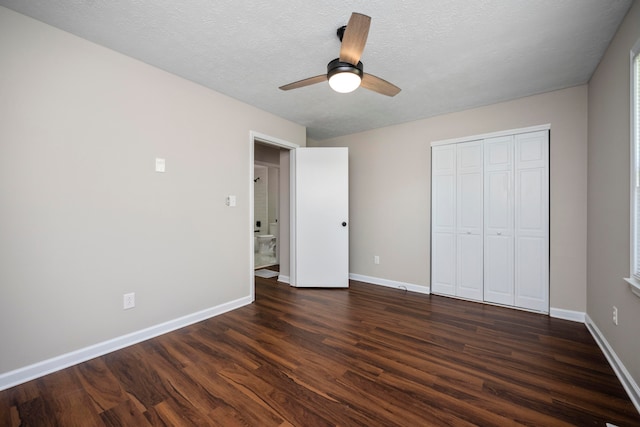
279,12,401,97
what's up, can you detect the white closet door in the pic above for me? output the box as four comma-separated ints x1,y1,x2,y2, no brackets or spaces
456,141,483,301
483,136,514,306
431,145,456,295
514,131,549,312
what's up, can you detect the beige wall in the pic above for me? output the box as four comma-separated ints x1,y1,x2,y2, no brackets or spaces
587,2,640,385
0,7,305,374
312,85,588,313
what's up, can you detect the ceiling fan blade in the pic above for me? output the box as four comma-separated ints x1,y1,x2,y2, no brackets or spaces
361,73,401,97
279,75,327,91
339,13,371,65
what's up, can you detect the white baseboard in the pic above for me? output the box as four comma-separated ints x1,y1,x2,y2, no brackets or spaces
277,274,290,284
585,314,640,414
549,307,586,323
349,273,430,295
0,295,253,392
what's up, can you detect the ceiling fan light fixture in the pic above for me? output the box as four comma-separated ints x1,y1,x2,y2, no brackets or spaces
329,72,361,93
327,59,363,93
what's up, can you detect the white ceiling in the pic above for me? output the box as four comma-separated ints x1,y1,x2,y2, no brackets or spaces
0,1,632,140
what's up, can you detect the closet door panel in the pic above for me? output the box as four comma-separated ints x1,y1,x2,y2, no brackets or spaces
484,136,514,306
431,145,456,296
432,232,456,295
484,235,514,305
514,131,549,312
433,174,456,232
432,146,456,233
516,131,547,167
457,141,483,233
457,233,483,300
485,171,512,232
458,173,483,230
485,136,512,169
517,168,545,233
515,236,546,311
456,141,483,300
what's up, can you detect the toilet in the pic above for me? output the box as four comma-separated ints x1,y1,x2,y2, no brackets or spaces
269,222,278,239
269,222,278,261
256,234,275,254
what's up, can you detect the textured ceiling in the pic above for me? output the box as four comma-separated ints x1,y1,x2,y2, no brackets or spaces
0,0,633,140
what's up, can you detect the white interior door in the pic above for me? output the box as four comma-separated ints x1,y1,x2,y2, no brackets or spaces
431,145,456,295
292,147,349,288
456,141,483,301
484,136,515,306
514,131,549,312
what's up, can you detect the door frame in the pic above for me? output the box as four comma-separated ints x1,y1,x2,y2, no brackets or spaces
249,131,299,300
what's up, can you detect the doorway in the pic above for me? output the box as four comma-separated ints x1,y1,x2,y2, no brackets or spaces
249,132,298,299
249,132,350,297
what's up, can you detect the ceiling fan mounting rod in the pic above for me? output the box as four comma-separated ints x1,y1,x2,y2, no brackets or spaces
337,25,347,42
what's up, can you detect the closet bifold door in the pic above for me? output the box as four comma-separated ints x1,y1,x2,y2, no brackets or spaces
514,131,549,312
455,141,483,301
483,135,515,306
431,145,456,296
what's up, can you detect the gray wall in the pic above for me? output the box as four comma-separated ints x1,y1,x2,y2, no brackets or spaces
0,7,305,374
312,85,588,314
587,1,640,386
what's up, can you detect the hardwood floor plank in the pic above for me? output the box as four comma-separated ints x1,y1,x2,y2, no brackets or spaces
102,346,168,410
100,399,153,427
183,364,287,427
1,276,638,426
49,389,105,427
14,397,58,427
74,358,129,414
141,341,224,421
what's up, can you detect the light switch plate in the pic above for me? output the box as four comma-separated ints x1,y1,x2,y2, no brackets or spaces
226,195,237,207
155,158,166,172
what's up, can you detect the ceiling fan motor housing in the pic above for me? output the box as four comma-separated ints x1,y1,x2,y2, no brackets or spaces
327,58,364,80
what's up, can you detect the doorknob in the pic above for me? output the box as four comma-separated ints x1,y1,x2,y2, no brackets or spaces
342,222,347,227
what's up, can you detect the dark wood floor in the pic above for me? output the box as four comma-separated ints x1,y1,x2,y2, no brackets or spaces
1,273,639,426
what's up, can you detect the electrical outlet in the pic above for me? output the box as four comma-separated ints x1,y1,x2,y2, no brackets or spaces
123,292,135,310
374,255,380,265
612,306,618,325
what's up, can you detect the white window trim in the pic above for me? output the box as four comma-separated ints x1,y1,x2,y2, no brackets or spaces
623,278,640,297
625,38,640,299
